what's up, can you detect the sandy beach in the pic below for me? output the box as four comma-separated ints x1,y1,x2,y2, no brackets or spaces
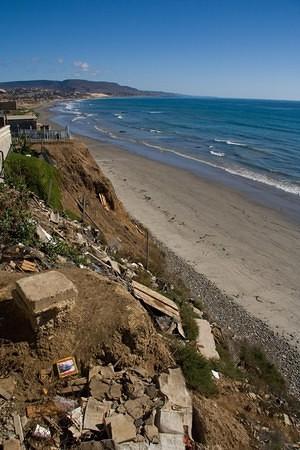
75,137,300,350
37,103,300,391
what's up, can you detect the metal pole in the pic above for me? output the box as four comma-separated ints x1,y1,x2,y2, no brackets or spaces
146,230,149,270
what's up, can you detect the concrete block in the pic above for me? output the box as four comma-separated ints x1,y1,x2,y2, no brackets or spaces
107,414,136,444
195,319,220,360
15,271,77,314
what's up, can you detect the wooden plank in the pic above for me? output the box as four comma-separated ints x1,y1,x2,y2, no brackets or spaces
132,281,180,317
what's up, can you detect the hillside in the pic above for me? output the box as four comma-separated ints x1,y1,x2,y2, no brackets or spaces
0,79,172,97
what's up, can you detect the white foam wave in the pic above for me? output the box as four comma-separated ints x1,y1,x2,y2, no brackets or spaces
114,113,123,119
141,141,300,196
150,129,161,133
214,138,247,147
148,111,163,114
71,115,86,122
210,150,225,157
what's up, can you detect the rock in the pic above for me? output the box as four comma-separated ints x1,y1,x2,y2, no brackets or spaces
156,409,185,435
89,377,109,400
50,211,60,224
145,384,158,400
144,424,160,443
283,413,292,426
125,374,144,399
78,441,105,449
13,271,77,330
3,439,21,450
108,383,122,400
107,414,136,443
125,396,153,420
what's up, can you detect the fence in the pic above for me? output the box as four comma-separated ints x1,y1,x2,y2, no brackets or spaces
13,127,71,143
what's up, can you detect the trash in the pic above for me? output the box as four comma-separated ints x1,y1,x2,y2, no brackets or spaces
68,406,83,438
132,281,185,338
124,396,153,420
106,414,137,444
32,424,51,439
99,193,110,211
39,367,52,384
50,211,60,224
56,356,79,378
0,376,17,400
211,370,220,380
107,257,121,275
83,397,110,431
283,413,292,426
89,364,115,381
18,259,38,272
13,414,24,443
26,396,77,418
195,318,220,360
36,224,52,243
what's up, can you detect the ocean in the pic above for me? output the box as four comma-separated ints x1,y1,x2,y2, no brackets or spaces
51,96,300,216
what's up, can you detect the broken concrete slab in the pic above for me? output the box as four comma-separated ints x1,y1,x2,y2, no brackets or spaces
195,318,220,360
89,377,110,400
108,383,122,400
13,414,24,443
155,409,185,434
14,271,78,314
158,368,192,433
107,414,137,444
83,397,109,431
89,364,115,381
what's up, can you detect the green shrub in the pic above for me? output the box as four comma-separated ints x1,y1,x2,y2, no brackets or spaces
173,342,216,395
5,153,62,210
0,185,36,246
213,345,243,380
179,302,199,341
240,344,285,393
41,238,87,266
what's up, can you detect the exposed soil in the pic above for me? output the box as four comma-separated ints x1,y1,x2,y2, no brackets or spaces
0,268,172,405
31,140,162,269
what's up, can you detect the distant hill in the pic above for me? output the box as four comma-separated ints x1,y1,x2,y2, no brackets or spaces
0,79,174,97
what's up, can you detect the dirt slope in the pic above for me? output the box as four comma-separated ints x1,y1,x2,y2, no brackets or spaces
31,140,161,266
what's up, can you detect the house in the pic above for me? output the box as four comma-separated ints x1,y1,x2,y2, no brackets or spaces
0,122,12,179
6,113,37,132
0,100,17,112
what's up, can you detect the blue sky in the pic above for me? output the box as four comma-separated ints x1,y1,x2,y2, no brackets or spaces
1,0,300,99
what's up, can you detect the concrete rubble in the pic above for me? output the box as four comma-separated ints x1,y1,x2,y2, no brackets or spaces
13,270,78,330
195,318,220,360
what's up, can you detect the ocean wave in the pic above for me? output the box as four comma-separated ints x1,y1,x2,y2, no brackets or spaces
71,115,87,122
150,129,161,133
141,141,300,196
210,150,225,157
114,113,123,119
148,111,163,114
214,138,247,147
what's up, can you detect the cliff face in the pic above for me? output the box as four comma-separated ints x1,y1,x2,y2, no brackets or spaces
32,140,158,264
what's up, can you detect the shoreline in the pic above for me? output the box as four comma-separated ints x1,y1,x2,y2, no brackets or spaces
38,104,300,396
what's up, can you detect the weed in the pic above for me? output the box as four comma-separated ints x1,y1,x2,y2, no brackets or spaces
0,185,36,246
5,152,62,210
172,341,217,395
41,238,87,266
240,344,285,393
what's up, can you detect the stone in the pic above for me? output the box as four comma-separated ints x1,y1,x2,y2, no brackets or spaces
88,365,115,381
124,396,152,420
79,442,104,450
156,409,185,434
83,397,109,431
36,224,52,243
144,424,160,443
126,375,144,399
89,377,109,400
13,414,24,442
3,439,22,450
145,384,158,400
108,383,122,400
107,414,136,443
